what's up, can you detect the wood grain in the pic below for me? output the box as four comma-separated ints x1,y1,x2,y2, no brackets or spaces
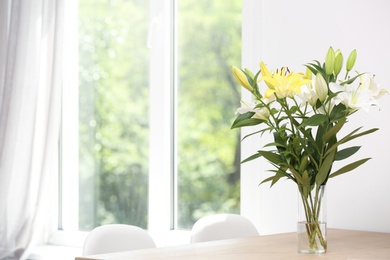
76,229,390,260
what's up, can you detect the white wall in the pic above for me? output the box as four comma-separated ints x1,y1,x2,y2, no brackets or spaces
241,0,390,235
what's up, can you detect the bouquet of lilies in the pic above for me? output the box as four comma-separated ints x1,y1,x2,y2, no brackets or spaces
231,47,387,252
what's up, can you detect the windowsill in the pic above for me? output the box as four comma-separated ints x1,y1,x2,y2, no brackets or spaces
27,244,82,260
28,230,191,259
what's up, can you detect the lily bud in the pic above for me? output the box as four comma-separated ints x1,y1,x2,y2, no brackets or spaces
232,66,253,92
346,49,357,72
333,53,343,76
325,47,335,76
315,73,328,103
305,67,312,80
244,68,255,80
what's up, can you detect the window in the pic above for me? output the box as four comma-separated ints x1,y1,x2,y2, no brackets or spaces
59,0,242,236
77,0,151,231
175,0,242,229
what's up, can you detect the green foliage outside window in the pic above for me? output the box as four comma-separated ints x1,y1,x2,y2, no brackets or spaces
176,0,242,228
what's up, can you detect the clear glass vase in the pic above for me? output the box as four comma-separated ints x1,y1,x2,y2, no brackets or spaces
297,185,327,254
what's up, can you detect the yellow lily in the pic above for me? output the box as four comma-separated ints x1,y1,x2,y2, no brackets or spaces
305,67,312,80
259,62,273,89
259,63,311,99
232,66,253,92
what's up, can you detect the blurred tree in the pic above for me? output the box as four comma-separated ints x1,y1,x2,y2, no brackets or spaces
176,0,242,228
79,0,150,230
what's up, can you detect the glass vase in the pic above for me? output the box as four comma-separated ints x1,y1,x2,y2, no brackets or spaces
297,184,327,254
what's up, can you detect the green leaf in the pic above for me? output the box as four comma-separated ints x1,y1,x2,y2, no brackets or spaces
290,106,298,114
301,170,310,187
241,130,262,141
306,66,319,78
301,114,327,127
340,73,364,85
241,128,269,141
305,61,327,80
315,124,326,152
260,171,289,187
335,146,361,161
299,155,309,173
263,142,286,148
315,150,336,186
231,112,264,129
324,127,378,157
287,166,303,184
329,103,348,121
343,128,379,142
241,152,262,164
329,158,371,178
322,117,346,143
306,61,323,73
298,125,320,155
258,150,284,165
260,175,280,186
272,171,293,186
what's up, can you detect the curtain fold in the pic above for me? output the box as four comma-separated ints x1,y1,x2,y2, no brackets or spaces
0,0,63,259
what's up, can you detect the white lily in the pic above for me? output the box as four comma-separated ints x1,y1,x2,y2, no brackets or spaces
298,84,318,107
358,74,388,99
236,101,270,121
330,82,375,113
330,73,387,113
298,73,328,107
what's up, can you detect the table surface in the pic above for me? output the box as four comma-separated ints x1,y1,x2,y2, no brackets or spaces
75,229,390,260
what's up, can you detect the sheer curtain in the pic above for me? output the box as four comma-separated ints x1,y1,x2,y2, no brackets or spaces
0,0,64,259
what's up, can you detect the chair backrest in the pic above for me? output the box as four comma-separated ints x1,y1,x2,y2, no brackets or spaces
190,214,259,243
82,224,156,255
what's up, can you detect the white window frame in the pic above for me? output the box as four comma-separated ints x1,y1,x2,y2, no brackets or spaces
239,0,263,232
147,0,176,233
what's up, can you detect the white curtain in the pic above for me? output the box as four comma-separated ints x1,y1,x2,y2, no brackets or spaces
0,0,63,259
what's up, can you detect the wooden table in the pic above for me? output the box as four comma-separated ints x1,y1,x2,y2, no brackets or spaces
75,229,390,260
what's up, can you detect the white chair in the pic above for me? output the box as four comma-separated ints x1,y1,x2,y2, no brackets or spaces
82,224,156,255
190,214,259,243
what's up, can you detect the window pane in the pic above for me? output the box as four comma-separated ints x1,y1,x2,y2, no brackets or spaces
176,0,242,229
78,0,150,230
